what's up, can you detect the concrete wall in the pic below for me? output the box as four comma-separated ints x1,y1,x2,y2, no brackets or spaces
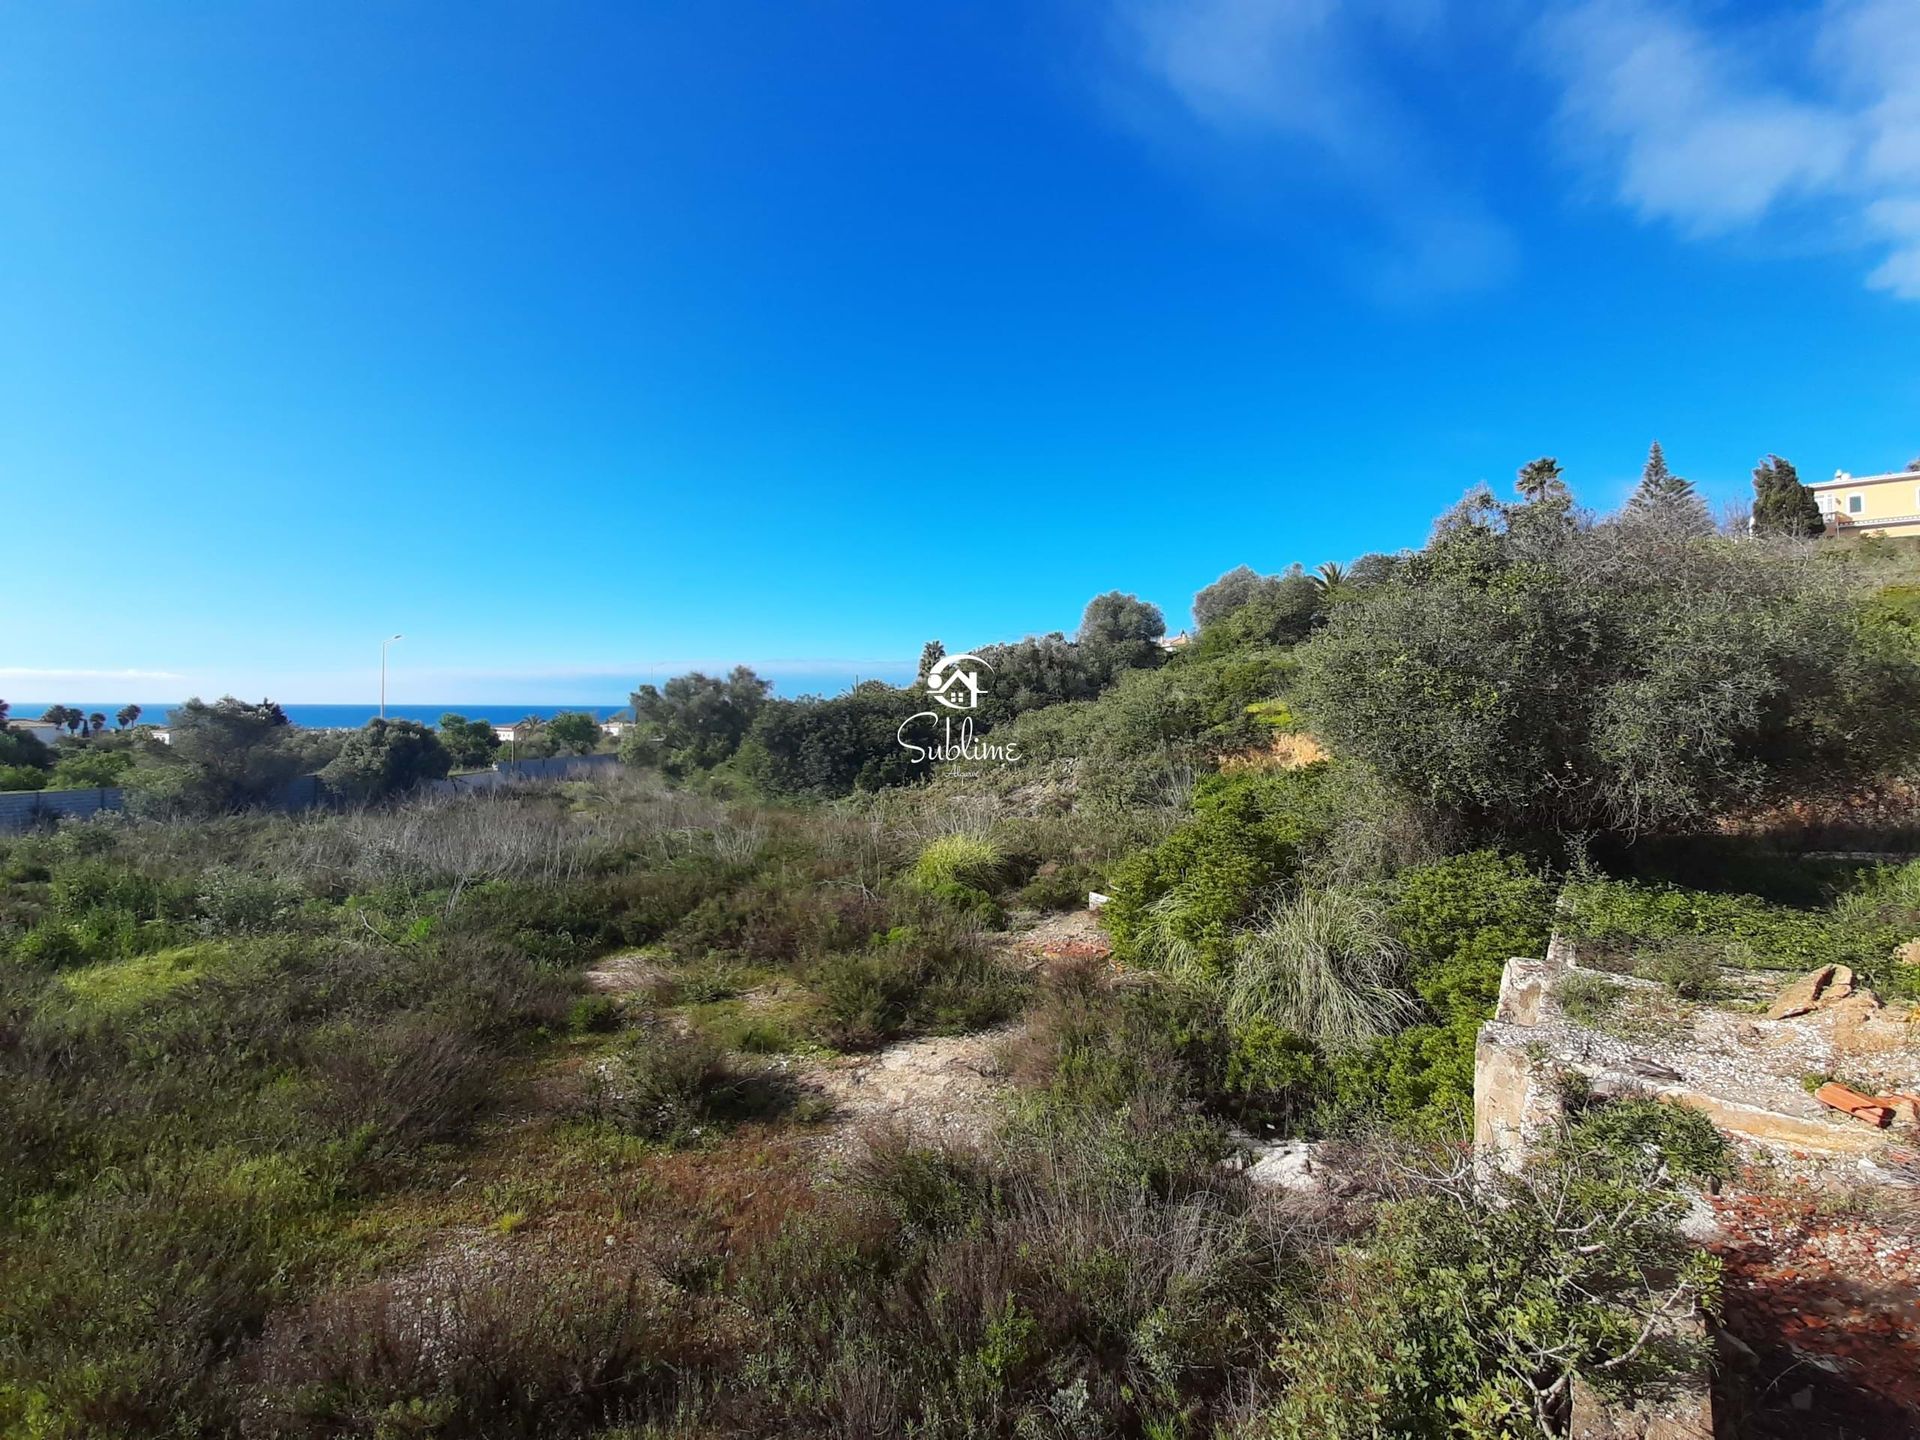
0,787,125,832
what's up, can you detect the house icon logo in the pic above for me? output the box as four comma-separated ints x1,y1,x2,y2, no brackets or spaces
924,652,992,711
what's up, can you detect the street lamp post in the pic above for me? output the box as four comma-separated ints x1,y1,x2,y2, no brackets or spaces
380,634,404,719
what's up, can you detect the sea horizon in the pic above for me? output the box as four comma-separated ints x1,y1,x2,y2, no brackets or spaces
7,668,919,731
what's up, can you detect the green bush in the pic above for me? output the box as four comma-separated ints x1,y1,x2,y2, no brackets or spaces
1261,1099,1721,1438
1013,862,1097,912
592,1027,793,1145
809,924,1023,1050
1105,766,1332,974
1295,497,1920,845
917,879,1005,927
1391,850,1553,1021
1310,852,1552,1137
1223,1018,1323,1121
566,994,623,1034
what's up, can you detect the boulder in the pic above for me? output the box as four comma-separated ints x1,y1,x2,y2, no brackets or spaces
1766,965,1837,1020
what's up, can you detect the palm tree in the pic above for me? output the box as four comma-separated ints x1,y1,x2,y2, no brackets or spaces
1310,561,1348,598
1515,456,1567,503
116,704,142,729
88,712,107,735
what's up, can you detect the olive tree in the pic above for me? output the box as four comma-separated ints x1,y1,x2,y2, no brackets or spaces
130,697,308,815
1295,488,1920,843
1077,590,1166,684
321,718,452,802
621,667,771,776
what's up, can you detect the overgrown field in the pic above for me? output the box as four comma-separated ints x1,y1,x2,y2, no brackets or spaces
1,768,1804,1437
12,497,1920,1435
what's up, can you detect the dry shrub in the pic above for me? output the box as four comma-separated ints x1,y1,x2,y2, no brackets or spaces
309,1013,496,1153
244,1250,714,1438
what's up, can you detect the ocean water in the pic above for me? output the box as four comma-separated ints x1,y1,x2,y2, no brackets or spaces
13,668,917,732
10,703,627,730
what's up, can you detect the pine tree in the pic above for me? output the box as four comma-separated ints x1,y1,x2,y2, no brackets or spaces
1624,441,1711,533
1751,455,1823,537
917,640,945,686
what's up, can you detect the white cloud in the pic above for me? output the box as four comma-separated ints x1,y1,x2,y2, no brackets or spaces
1112,0,1517,296
1538,0,1920,297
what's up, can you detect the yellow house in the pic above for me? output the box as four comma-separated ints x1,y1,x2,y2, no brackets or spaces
1809,468,1920,537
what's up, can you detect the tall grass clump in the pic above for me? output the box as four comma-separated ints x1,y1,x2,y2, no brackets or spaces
910,834,1005,892
1222,889,1419,1050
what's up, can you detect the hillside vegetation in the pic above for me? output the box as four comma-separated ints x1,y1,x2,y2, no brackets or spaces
7,467,1920,1437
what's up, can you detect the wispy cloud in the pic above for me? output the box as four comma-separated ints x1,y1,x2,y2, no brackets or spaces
1537,0,1920,298
1108,0,1516,298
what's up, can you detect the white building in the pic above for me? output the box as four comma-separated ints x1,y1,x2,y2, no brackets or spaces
5,720,66,748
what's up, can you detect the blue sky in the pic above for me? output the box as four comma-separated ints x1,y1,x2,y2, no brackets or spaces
3,1,1917,705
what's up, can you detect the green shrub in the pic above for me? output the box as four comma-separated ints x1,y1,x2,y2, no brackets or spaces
14,921,89,969
1391,850,1552,1021
567,994,623,1034
1261,1099,1720,1438
1565,1095,1730,1183
1320,1015,1482,1136
1105,766,1332,974
917,878,1005,927
1013,863,1096,912
0,762,48,791
1564,877,1849,971
810,925,1023,1050
593,1027,793,1145
1223,1018,1323,1121
1299,853,1552,1138
1295,501,1920,845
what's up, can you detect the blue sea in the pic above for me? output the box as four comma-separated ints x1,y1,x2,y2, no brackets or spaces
13,703,629,730
16,667,917,731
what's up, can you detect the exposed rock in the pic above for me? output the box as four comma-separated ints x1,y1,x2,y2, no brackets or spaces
1493,953,1562,1026
1827,989,1916,1061
1765,964,1836,1020
582,950,669,996
1242,1139,1322,1193
1478,948,1918,1167
804,1028,1013,1158
1896,937,1920,967
1473,1028,1560,1176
